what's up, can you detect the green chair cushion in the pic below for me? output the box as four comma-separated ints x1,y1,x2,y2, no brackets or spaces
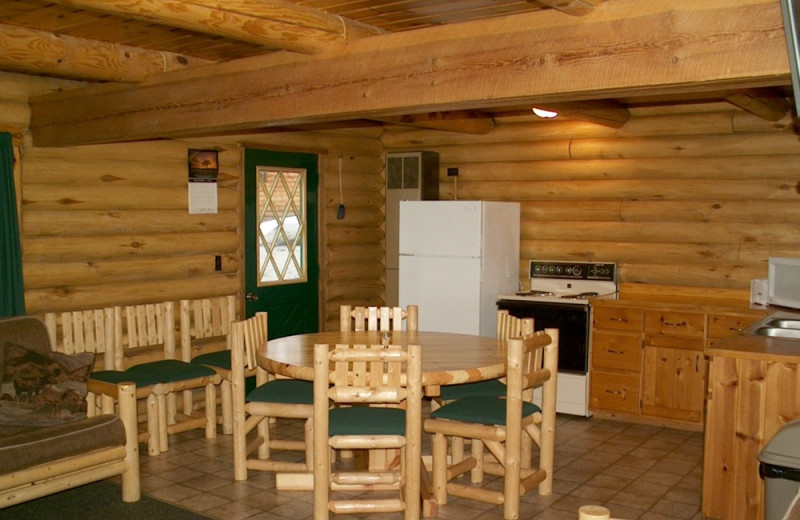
191,350,231,370
440,378,507,400
247,379,313,405
329,406,406,436
91,359,216,387
191,351,256,393
430,395,541,426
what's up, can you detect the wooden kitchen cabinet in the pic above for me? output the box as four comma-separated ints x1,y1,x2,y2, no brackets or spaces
641,339,706,424
704,333,800,520
707,310,768,347
590,301,766,430
641,309,706,424
590,304,645,418
590,328,642,414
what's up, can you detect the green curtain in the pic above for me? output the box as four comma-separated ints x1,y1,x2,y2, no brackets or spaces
1,132,25,317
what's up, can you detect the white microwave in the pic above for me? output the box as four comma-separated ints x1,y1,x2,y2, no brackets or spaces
768,257,800,310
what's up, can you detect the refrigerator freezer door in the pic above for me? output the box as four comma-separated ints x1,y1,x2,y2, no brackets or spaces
399,255,482,335
480,201,521,315
399,200,483,258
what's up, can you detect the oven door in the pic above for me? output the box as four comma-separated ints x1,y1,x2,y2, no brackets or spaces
496,299,589,374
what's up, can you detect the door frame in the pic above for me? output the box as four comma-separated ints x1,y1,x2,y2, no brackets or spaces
239,146,328,331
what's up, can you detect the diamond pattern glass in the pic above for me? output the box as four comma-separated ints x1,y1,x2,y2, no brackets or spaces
256,167,306,285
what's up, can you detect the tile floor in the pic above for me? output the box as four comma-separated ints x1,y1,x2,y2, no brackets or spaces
127,410,704,520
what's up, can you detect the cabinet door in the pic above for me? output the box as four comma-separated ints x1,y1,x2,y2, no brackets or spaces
641,345,706,423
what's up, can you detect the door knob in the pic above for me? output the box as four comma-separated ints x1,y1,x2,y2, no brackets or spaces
246,292,259,302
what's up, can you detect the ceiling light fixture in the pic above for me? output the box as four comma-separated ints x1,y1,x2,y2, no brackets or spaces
532,107,558,119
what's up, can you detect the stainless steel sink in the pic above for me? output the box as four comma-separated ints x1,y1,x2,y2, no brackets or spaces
752,327,800,339
744,312,800,340
762,319,800,330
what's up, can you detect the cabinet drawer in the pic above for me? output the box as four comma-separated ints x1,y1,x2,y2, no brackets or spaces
590,369,640,415
592,330,641,372
593,306,643,332
644,310,704,338
645,334,705,352
707,313,764,340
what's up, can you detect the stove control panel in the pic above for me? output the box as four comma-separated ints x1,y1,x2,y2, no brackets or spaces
529,261,616,282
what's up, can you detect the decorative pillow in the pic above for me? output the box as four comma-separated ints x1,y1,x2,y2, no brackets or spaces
0,342,95,426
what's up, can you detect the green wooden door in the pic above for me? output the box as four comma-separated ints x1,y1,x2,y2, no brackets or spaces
244,149,319,338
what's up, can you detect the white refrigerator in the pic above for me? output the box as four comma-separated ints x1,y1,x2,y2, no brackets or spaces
398,200,520,337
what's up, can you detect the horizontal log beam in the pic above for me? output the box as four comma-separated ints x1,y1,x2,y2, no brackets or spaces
29,0,791,146
22,231,239,262
442,178,800,201
532,100,631,128
0,23,210,82
724,87,791,120
21,185,238,210
51,0,384,54
519,199,800,223
438,156,800,181
22,209,237,236
24,274,239,314
520,221,799,244
374,111,495,134
23,253,238,289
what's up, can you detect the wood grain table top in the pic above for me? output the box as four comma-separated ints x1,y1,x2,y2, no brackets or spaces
258,330,507,396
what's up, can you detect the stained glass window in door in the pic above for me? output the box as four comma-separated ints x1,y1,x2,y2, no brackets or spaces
256,166,306,285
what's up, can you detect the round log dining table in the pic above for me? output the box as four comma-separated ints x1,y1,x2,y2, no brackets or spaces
258,329,507,515
258,329,507,397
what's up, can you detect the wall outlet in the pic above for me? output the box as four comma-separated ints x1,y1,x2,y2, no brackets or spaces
447,167,459,177
215,255,222,271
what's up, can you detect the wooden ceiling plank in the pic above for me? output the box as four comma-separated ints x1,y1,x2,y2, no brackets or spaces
0,4,86,31
0,23,211,82
29,0,790,146
50,0,383,54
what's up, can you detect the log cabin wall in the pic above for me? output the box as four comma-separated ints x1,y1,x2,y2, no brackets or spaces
3,71,384,330
383,103,800,304
8,66,800,327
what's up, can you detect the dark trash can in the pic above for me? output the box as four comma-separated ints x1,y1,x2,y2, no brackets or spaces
759,418,800,520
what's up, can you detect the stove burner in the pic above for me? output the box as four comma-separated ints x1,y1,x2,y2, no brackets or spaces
515,290,555,297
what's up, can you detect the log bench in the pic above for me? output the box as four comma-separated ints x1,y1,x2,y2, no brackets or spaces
0,315,140,508
41,295,238,456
